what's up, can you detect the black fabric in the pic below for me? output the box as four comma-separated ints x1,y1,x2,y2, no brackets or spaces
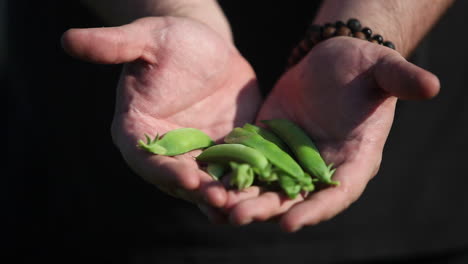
6,0,468,263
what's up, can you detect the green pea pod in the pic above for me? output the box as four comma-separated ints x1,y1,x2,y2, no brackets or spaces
298,173,315,192
277,173,302,199
262,119,338,185
229,162,255,190
224,128,304,180
206,163,227,180
196,144,270,174
138,128,214,156
242,123,290,152
277,172,315,198
254,168,278,182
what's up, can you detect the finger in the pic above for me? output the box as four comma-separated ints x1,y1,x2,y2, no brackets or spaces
146,156,229,207
121,144,199,196
216,172,263,210
197,170,228,208
139,155,201,193
224,186,262,210
280,159,373,232
61,17,162,64
229,191,304,226
374,52,440,100
125,146,228,207
197,203,229,224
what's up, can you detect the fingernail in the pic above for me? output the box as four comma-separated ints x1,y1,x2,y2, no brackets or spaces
203,187,227,208
229,213,251,226
289,224,302,233
203,192,211,203
281,219,302,233
198,203,227,224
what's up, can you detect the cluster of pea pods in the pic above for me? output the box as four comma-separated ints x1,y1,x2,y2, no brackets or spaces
138,119,338,198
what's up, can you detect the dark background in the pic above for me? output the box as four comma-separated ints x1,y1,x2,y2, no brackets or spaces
5,1,468,263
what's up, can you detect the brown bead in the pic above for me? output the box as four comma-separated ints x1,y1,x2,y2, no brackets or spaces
370,39,380,44
287,56,299,67
299,38,313,52
287,46,307,67
287,56,299,68
322,26,336,39
353,31,367,40
335,26,352,37
292,46,306,60
309,30,322,45
290,47,300,58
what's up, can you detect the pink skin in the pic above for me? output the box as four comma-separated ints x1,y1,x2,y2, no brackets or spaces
62,18,440,230
223,37,439,232
61,17,262,209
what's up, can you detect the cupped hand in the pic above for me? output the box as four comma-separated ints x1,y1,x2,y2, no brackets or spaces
61,17,262,209
225,37,439,231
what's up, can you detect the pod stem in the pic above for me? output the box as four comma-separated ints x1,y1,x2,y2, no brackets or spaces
324,164,339,185
137,133,167,155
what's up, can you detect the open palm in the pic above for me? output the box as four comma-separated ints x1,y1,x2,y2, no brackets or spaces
62,17,262,207
226,37,439,231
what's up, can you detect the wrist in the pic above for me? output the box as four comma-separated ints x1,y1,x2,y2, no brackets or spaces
82,0,232,42
288,19,396,68
165,0,233,42
313,0,454,57
313,17,406,57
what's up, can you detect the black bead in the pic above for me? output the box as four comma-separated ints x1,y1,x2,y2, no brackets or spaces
383,41,396,49
372,34,384,44
309,24,321,31
307,24,322,34
324,22,334,28
335,20,346,28
361,27,372,39
347,18,361,32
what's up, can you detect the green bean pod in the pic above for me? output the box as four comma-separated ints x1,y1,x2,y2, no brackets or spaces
138,128,214,156
196,144,270,173
242,123,290,152
224,128,305,180
262,119,338,185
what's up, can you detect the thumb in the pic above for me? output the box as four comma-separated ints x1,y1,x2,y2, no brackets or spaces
374,53,440,100
61,18,161,64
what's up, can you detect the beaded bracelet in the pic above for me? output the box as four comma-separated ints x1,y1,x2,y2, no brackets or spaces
287,18,396,68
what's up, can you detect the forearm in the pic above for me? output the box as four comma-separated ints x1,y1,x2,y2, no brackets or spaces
80,0,232,41
314,0,454,57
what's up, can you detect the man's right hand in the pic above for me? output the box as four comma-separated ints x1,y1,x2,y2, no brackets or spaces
61,16,262,213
